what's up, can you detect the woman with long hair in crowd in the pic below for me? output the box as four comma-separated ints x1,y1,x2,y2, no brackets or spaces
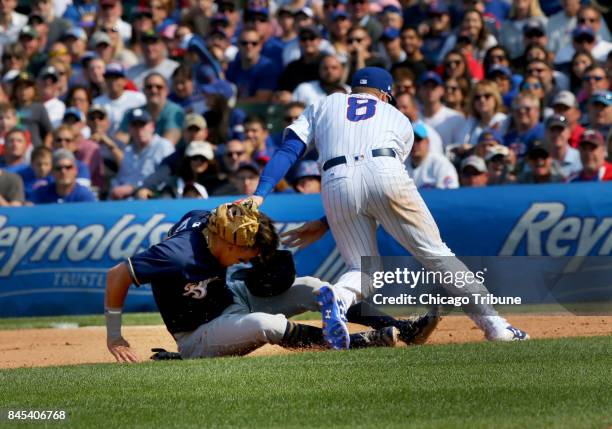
443,76,471,117
463,80,509,146
440,8,497,62
569,49,595,93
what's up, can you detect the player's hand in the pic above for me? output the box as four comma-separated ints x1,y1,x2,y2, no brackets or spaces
233,196,264,207
281,220,328,250
107,337,139,363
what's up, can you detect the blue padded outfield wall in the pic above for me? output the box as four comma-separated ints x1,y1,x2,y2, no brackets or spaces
0,183,610,317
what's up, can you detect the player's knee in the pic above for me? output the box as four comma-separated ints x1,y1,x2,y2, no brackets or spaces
247,313,287,344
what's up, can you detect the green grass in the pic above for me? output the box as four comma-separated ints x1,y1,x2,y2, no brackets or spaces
0,312,322,330
0,337,610,428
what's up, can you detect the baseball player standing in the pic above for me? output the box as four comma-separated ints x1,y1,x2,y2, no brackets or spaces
249,67,529,349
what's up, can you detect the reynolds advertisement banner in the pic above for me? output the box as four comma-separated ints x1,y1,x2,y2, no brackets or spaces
0,182,610,317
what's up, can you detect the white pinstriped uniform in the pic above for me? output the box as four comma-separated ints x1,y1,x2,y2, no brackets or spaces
288,92,512,339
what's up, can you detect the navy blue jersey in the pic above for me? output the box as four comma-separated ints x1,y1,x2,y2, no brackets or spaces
127,210,234,334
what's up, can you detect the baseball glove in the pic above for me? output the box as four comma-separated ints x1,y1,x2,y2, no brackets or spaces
232,250,296,297
207,200,260,247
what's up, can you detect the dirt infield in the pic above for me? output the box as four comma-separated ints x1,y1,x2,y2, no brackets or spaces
1,315,610,369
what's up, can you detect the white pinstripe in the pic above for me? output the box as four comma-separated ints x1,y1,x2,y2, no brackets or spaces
289,92,511,338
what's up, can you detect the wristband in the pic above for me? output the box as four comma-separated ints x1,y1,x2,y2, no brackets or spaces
105,308,122,341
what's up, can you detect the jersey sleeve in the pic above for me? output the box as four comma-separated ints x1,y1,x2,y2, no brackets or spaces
127,238,184,286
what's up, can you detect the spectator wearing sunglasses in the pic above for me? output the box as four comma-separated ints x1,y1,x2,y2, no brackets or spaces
226,28,280,103
244,7,285,69
578,65,609,110
126,31,179,90
550,91,584,148
504,91,545,163
463,80,508,147
97,0,131,43
30,149,95,204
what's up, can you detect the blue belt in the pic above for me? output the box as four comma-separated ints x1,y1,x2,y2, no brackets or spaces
322,148,396,172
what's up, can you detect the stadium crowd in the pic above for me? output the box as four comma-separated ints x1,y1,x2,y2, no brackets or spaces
0,0,610,205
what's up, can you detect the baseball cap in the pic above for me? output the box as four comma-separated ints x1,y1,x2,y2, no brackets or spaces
551,91,577,108
63,107,85,122
28,13,45,25
589,90,612,107
52,148,76,167
299,25,322,39
89,31,112,48
294,7,314,18
351,67,393,97
200,80,234,99
210,13,229,26
38,65,59,81
527,140,549,159
19,25,39,39
380,27,400,42
245,7,270,20
331,10,349,21
579,129,605,147
545,114,569,129
88,104,108,116
477,129,503,144
572,25,595,41
142,30,161,43
523,18,545,36
418,71,443,86
184,113,208,130
127,108,152,124
185,141,215,160
413,123,428,140
236,161,260,175
104,63,126,78
382,5,402,15
486,65,512,79
13,71,35,85
485,145,510,162
427,2,449,15
62,27,87,41
293,160,321,181
460,155,487,173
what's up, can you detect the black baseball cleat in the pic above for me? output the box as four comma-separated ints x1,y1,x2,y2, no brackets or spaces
350,326,399,349
396,307,441,345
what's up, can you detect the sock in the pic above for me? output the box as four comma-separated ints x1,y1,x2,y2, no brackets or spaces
346,301,400,330
280,321,324,348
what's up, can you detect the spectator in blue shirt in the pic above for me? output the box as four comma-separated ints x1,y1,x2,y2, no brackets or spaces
18,145,53,200
226,28,280,103
504,91,544,162
30,149,96,204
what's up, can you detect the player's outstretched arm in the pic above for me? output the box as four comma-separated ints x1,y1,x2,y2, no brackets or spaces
281,219,329,250
105,263,139,363
252,129,307,203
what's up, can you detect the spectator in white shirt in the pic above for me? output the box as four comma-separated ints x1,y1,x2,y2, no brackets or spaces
127,31,179,89
36,65,65,127
0,0,27,54
93,63,146,135
97,0,131,43
405,123,459,190
292,54,350,107
417,71,467,150
395,92,443,156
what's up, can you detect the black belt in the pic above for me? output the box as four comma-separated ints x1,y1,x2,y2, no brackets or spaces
322,148,396,172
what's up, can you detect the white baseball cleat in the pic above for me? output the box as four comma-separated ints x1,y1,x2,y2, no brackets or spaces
490,325,530,341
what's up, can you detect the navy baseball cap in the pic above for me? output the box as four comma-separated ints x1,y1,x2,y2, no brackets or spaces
104,63,126,78
382,5,401,15
63,107,85,122
478,129,503,144
545,114,569,129
427,2,449,15
523,18,545,36
486,65,512,79
589,90,612,106
128,108,152,124
236,161,260,174
331,10,349,21
380,28,400,41
572,25,595,40
418,71,443,86
351,67,393,98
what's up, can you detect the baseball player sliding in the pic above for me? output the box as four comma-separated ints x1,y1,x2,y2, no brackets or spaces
248,67,529,349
